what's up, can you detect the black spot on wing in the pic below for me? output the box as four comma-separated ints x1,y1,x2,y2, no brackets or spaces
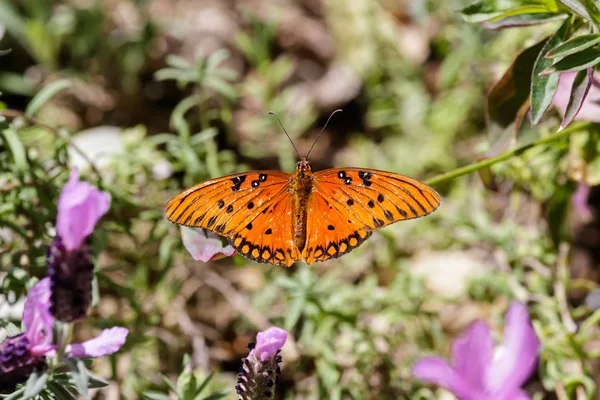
384,209,394,222
207,215,217,228
231,175,246,192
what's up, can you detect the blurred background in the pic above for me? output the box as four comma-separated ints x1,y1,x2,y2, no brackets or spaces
1,0,598,399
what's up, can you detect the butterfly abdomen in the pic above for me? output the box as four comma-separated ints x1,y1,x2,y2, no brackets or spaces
290,162,314,253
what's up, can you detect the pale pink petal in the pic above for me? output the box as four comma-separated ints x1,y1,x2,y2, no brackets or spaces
181,226,236,262
452,321,493,391
65,327,128,358
254,327,288,362
553,72,600,122
502,388,532,400
486,302,540,392
23,278,55,355
573,183,593,220
57,168,110,251
413,357,480,400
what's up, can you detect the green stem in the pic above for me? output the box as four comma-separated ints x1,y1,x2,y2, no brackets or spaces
56,322,74,361
424,122,591,187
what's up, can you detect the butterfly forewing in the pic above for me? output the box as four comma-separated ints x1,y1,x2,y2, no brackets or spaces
313,168,440,224
165,170,292,236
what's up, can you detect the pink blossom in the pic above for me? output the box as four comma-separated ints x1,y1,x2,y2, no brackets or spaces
181,227,236,262
57,168,110,251
413,302,540,400
552,72,600,123
20,278,128,359
254,327,288,362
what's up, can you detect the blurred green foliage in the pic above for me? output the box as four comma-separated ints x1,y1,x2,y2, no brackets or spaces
2,0,600,399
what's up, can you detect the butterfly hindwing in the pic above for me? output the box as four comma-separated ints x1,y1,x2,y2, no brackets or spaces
302,190,372,264
228,190,300,267
165,170,292,238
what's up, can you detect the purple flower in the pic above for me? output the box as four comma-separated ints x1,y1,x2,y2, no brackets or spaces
181,227,236,262
236,327,288,400
0,278,129,390
254,327,288,362
23,278,56,356
552,72,600,123
50,168,110,322
413,302,540,400
57,168,110,252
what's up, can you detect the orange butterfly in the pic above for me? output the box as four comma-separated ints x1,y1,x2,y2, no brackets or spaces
166,111,440,267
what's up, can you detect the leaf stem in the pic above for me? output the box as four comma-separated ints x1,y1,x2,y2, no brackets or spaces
425,122,591,186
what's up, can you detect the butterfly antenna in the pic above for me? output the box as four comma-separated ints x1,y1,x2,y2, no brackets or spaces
305,109,342,159
269,111,302,160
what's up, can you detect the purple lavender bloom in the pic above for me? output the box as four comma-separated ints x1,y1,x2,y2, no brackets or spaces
57,168,110,252
0,278,128,391
49,168,110,322
413,302,540,400
236,327,288,400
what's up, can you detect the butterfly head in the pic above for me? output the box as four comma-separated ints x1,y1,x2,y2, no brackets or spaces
296,157,312,178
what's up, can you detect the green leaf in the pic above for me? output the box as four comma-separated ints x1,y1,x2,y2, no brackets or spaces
3,128,28,173
23,371,49,398
284,295,306,330
561,67,592,128
558,0,596,23
546,34,600,58
86,371,109,389
143,392,172,400
531,20,570,125
541,46,600,74
460,1,555,23
194,372,214,397
46,381,78,400
170,95,202,139
482,12,566,29
69,359,89,399
202,391,229,400
25,78,72,117
182,372,197,400
0,48,11,56
160,374,179,395
487,39,547,136
204,78,237,101
166,54,192,69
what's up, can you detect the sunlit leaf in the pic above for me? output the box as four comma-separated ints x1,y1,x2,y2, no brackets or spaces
460,1,556,23
23,372,49,398
482,13,566,29
541,47,600,74
531,20,570,125
558,0,593,20
561,67,593,128
546,34,600,58
25,78,72,118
